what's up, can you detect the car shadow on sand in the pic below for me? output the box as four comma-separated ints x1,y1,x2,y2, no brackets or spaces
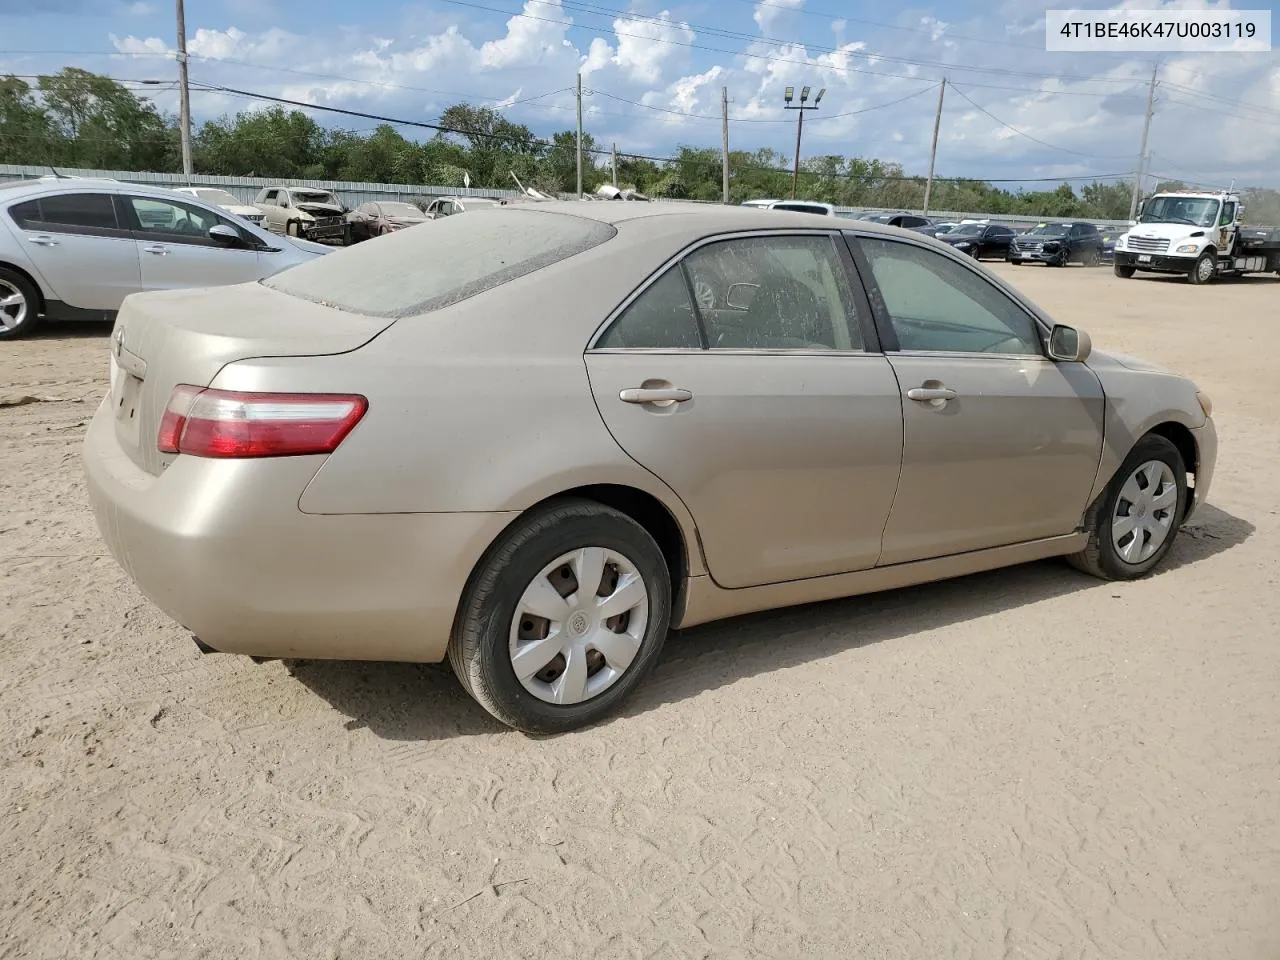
286,502,1254,742
27,320,113,340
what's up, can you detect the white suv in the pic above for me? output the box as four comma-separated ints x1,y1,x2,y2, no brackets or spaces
0,178,330,339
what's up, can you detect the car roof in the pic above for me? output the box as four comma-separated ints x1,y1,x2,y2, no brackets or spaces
456,200,934,245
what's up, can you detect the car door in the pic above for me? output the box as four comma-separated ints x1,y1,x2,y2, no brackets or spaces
6,191,141,312
846,232,1105,566
122,194,267,292
585,231,905,589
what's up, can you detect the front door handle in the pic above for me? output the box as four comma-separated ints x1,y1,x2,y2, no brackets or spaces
28,235,59,247
907,385,958,402
142,244,167,256
619,386,693,405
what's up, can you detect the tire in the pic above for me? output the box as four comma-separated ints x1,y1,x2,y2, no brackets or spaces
286,220,301,238
1067,434,1188,581
1082,247,1100,267
448,498,673,734
1188,250,1216,285
1114,264,1135,278
1008,258,1022,266
0,266,42,341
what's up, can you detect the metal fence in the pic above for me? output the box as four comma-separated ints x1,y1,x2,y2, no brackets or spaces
0,163,1132,227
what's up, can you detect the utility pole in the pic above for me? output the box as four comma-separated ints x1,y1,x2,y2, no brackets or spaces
575,72,584,199
721,86,730,204
175,0,193,176
1129,63,1158,222
611,142,617,186
783,85,824,200
922,78,946,216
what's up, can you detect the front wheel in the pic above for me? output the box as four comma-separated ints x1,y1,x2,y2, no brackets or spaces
1114,264,1135,278
1082,247,1100,267
1188,251,1216,285
449,499,672,734
286,220,301,237
1068,434,1187,581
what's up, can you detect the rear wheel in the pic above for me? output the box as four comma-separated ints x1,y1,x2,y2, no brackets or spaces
1114,264,1135,278
1188,251,1216,285
1082,247,1100,267
0,267,42,341
449,498,672,734
1068,434,1187,581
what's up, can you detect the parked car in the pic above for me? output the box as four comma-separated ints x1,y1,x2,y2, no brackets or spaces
934,223,1016,260
1098,228,1123,263
170,187,266,226
855,212,935,229
83,203,1217,733
253,186,347,239
1008,221,1104,266
0,178,329,340
345,201,429,242
422,196,505,218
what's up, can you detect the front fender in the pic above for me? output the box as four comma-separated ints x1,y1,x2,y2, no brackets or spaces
1083,352,1207,505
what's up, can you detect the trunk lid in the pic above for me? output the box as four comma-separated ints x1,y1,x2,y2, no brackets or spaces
107,280,392,476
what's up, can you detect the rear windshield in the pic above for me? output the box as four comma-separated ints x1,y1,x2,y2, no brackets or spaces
262,208,616,318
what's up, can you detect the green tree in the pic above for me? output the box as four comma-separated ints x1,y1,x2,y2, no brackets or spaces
194,106,327,178
37,67,176,170
0,76,57,165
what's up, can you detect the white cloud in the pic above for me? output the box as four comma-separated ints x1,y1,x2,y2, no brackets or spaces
753,0,804,34
94,0,1280,187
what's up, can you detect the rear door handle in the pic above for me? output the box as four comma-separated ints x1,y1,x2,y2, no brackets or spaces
619,387,693,404
142,244,168,255
28,235,59,247
907,386,958,402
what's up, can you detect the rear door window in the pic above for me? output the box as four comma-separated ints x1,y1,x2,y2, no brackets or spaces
263,208,615,317
9,192,121,234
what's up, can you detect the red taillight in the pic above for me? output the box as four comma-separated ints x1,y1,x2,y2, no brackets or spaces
156,385,368,459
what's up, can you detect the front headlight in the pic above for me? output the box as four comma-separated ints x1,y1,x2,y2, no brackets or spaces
1196,391,1213,418
955,242,972,248
1176,243,1200,253
1114,236,1125,249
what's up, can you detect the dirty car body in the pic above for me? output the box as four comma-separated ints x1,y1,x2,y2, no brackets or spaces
82,203,1218,732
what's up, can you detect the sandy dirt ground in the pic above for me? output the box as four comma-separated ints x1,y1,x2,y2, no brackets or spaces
1,262,1278,960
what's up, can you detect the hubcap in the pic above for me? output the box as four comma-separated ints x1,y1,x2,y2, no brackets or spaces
1112,459,1178,565
0,279,27,333
509,547,650,705
1197,257,1214,282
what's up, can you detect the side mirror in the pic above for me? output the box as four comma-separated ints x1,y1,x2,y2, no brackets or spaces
725,282,760,310
1048,323,1091,362
208,224,240,245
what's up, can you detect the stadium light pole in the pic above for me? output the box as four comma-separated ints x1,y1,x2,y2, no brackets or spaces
784,85,824,200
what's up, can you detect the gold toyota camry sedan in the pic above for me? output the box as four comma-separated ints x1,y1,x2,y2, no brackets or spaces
83,202,1217,733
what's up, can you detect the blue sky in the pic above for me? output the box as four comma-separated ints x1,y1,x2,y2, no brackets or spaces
2,0,1279,188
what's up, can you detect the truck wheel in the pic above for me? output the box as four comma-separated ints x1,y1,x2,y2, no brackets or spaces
1114,265,1135,279
1188,251,1216,285
286,220,301,237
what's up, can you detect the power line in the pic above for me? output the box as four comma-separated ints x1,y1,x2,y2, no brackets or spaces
948,84,1134,161
587,84,939,124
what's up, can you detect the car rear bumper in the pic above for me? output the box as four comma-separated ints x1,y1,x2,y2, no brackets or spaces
82,396,516,662
1186,418,1217,523
1115,251,1192,272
